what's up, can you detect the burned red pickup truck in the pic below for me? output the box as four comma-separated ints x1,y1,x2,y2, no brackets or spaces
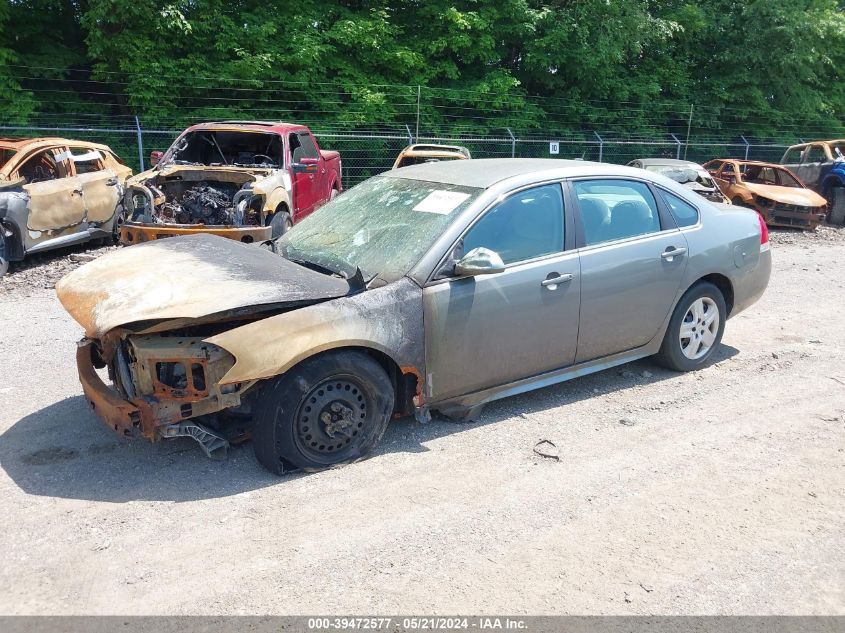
120,121,341,245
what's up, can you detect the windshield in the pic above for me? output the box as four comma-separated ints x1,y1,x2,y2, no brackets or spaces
277,176,482,283
646,164,717,189
163,130,283,168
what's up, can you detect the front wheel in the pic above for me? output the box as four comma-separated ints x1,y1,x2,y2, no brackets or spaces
655,282,726,372
268,209,293,239
252,350,394,474
828,187,845,225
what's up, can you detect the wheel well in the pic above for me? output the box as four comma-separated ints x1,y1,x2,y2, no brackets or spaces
0,220,24,261
698,273,734,316
279,346,418,418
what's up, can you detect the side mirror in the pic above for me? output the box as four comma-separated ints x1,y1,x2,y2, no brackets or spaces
454,247,506,277
292,156,320,174
150,151,163,166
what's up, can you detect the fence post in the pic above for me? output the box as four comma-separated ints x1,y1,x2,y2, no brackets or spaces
405,124,413,146
415,86,421,142
740,135,751,161
593,131,604,163
683,104,694,160
135,115,145,171
507,128,516,158
670,134,682,160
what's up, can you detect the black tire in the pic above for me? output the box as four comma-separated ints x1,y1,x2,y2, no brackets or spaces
0,232,8,277
828,187,845,225
268,209,293,239
655,282,727,372
252,350,394,474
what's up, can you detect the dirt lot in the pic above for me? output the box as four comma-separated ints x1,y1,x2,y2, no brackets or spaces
0,228,843,615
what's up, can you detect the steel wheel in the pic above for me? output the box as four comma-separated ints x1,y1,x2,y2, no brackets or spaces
294,376,370,461
679,297,719,360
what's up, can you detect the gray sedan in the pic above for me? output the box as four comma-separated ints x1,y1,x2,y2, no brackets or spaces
57,159,771,473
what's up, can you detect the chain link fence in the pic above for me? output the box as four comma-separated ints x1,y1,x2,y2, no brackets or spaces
0,122,797,188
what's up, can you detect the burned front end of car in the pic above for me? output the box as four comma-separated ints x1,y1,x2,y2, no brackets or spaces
78,330,257,457
120,127,291,245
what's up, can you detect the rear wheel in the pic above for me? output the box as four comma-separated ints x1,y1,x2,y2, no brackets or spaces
655,282,726,372
268,209,293,238
252,350,394,474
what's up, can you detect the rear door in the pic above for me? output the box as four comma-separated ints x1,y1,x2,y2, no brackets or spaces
571,178,689,363
16,146,87,231
66,146,120,224
797,144,828,190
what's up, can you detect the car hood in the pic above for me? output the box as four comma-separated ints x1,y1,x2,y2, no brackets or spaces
743,183,826,206
127,164,275,185
56,234,352,338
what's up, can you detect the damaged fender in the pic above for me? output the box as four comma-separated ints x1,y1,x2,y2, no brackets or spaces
206,277,426,401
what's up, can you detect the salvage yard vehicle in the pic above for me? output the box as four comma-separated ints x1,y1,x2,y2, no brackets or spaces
0,137,131,276
393,143,471,169
703,159,827,229
57,159,771,474
120,121,341,245
627,158,729,204
781,139,845,225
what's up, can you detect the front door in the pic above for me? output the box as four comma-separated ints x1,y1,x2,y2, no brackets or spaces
423,183,580,402
289,132,320,219
571,178,689,363
17,148,86,231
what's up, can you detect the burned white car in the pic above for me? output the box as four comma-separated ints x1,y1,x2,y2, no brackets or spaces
628,158,730,204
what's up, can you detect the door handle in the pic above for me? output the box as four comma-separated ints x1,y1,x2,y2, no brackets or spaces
541,273,574,290
661,247,687,261
106,178,118,186
70,188,83,196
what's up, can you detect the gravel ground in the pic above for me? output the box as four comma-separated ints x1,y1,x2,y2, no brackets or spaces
0,227,843,615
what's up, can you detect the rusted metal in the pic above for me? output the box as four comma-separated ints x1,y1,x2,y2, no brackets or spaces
120,222,271,244
393,144,471,169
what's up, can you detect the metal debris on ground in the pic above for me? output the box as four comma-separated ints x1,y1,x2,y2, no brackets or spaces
533,439,560,461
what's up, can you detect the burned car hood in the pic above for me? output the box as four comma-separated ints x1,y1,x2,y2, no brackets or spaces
56,234,352,338
743,183,827,206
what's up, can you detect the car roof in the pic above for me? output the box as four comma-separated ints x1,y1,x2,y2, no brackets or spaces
0,137,111,151
383,158,645,188
634,158,705,168
786,139,845,150
184,121,307,135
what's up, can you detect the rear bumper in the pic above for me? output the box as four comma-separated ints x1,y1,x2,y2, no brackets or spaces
119,222,271,245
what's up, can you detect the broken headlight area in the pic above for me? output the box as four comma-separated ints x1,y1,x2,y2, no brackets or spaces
90,333,258,446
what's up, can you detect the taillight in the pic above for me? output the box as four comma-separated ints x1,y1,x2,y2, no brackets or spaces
758,212,769,250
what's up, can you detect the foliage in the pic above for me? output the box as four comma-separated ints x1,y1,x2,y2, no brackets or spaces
1,0,844,139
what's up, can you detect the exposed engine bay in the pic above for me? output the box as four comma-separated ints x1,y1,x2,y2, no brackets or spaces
126,170,270,227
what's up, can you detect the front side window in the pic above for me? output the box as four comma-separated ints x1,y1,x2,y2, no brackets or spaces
659,189,699,228
574,179,661,246
462,184,564,265
16,150,63,183
292,132,319,162
782,148,801,164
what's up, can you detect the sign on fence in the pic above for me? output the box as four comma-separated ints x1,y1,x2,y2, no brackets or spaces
549,142,560,155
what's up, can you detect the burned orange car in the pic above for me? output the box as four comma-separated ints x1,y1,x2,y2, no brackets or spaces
0,137,131,276
703,159,827,229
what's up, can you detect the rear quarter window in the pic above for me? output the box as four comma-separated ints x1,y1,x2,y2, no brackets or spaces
658,189,699,228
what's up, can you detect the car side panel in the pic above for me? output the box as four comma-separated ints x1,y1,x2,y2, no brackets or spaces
24,176,87,231
77,170,120,223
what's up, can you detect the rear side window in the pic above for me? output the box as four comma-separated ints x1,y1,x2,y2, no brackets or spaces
803,145,827,163
573,179,661,246
659,189,699,228
462,183,564,264
66,147,105,174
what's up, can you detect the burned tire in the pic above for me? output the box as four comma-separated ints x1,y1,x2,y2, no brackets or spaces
655,282,726,372
268,210,293,238
252,350,394,474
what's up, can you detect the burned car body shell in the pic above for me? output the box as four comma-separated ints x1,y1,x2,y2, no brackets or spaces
58,160,770,460
703,159,827,229
0,137,131,268
781,139,845,225
393,144,471,169
120,122,341,246
628,158,729,204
